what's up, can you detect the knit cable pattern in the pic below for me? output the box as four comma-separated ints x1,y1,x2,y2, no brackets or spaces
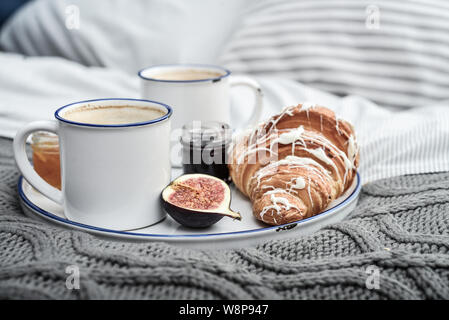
0,138,448,299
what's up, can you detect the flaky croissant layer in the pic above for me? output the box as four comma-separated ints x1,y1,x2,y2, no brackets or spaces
228,103,359,225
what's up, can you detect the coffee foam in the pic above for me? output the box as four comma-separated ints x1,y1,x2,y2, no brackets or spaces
62,105,166,125
151,69,223,81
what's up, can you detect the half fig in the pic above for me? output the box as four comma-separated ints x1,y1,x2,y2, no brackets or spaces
161,173,241,228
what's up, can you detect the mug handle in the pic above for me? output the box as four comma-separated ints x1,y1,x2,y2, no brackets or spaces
229,75,263,128
13,120,63,204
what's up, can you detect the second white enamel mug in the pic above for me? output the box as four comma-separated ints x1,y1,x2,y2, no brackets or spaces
139,64,263,132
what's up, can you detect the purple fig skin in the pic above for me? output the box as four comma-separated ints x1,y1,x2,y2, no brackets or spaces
160,173,241,228
160,195,228,228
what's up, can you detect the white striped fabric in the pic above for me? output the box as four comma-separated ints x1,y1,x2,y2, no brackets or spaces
220,0,449,110
231,77,449,184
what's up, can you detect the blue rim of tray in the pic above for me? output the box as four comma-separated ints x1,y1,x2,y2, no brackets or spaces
18,173,361,238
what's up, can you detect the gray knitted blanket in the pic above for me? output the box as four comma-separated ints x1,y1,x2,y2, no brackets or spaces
0,137,448,300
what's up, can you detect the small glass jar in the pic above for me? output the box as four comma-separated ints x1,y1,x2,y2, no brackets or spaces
31,132,61,190
180,121,232,183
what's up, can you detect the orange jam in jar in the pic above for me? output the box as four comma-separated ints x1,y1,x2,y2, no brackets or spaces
31,132,61,190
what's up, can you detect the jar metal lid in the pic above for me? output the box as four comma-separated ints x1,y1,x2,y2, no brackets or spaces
180,121,232,149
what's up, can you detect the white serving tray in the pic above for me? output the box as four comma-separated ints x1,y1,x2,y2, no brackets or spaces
18,169,361,249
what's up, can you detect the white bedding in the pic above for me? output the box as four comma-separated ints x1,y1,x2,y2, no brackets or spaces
0,0,448,184
219,0,449,110
1,52,448,184
0,53,138,137
0,0,256,73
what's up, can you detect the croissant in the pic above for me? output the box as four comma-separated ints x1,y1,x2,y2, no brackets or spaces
228,103,359,225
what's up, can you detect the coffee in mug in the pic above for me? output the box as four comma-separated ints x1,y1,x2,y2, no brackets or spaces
63,105,166,125
150,69,223,81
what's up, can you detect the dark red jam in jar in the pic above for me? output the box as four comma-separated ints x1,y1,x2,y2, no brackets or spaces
180,121,232,183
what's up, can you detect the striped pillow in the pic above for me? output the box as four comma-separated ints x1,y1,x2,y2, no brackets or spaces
219,0,449,109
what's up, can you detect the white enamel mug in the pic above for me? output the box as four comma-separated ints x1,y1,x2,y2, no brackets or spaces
138,64,263,131
13,98,172,230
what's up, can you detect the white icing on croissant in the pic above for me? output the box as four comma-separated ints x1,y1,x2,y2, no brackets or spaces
228,103,359,225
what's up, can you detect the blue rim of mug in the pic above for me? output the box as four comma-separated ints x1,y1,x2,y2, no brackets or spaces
138,64,231,83
54,98,172,128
